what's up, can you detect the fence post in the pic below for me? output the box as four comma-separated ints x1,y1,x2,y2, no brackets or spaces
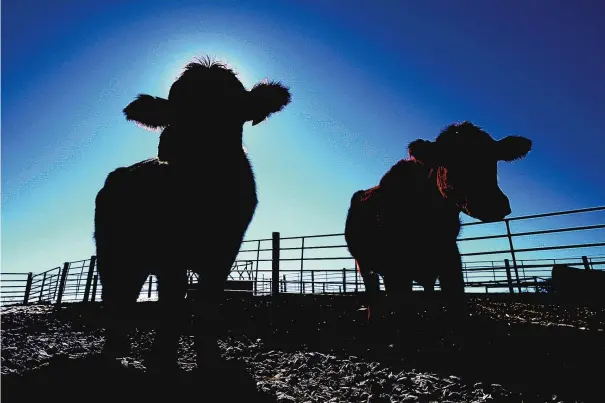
23,272,33,305
272,232,280,297
56,262,70,305
254,240,261,296
147,276,153,298
282,274,287,293
322,283,326,294
582,256,591,270
53,270,61,299
38,272,47,303
504,220,520,291
82,256,97,302
91,275,99,302
311,271,315,294
513,265,522,294
534,276,539,293
300,237,305,294
342,268,347,293
504,259,514,294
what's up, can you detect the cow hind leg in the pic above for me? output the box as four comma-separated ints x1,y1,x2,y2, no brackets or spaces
382,274,414,319
98,261,148,360
147,269,189,371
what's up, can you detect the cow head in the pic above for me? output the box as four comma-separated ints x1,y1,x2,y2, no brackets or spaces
408,121,532,222
122,56,291,163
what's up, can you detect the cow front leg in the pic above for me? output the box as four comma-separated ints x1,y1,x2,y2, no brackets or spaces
98,262,148,361
147,269,188,372
438,246,467,320
356,260,381,322
437,246,468,350
193,249,240,372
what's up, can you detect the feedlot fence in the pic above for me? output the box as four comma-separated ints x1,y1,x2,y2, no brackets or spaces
1,205,604,306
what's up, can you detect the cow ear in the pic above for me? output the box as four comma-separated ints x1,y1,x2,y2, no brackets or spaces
123,94,173,131
246,81,291,126
497,135,532,161
408,139,439,166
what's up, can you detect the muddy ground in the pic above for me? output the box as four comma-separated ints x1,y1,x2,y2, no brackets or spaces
1,293,604,402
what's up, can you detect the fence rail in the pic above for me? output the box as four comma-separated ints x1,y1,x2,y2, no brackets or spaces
1,205,604,306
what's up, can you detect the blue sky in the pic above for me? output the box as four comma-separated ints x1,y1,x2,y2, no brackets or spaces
2,0,604,275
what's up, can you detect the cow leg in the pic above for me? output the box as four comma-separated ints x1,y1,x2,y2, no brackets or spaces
382,273,418,349
438,244,467,319
356,259,380,322
147,269,188,371
382,273,414,323
99,261,148,360
193,243,242,371
437,245,468,350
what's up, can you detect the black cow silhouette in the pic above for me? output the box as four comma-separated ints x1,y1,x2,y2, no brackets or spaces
94,56,291,370
345,122,532,320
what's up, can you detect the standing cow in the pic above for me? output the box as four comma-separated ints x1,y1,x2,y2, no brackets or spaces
345,121,532,320
94,56,291,370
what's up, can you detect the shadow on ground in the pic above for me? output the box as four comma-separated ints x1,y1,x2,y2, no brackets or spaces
1,353,276,403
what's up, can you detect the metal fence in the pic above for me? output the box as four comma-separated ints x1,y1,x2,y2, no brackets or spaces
1,205,604,306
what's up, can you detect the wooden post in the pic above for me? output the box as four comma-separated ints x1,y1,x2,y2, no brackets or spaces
355,269,359,293
342,268,347,293
147,276,153,298
38,272,47,303
82,256,97,302
282,274,287,293
311,271,315,294
582,256,591,271
485,285,489,294
504,259,514,294
91,275,98,302
23,272,33,305
272,232,280,297
56,262,69,305
322,283,325,294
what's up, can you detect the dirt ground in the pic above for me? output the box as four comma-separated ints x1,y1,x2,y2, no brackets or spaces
1,293,604,402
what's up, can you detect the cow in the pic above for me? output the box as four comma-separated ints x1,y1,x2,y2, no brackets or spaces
345,121,532,322
93,56,291,371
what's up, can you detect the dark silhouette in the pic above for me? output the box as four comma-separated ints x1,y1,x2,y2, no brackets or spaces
93,56,291,370
551,264,605,306
345,121,532,320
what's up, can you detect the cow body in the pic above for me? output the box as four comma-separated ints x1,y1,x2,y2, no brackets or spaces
344,122,533,320
345,160,463,297
93,57,291,370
